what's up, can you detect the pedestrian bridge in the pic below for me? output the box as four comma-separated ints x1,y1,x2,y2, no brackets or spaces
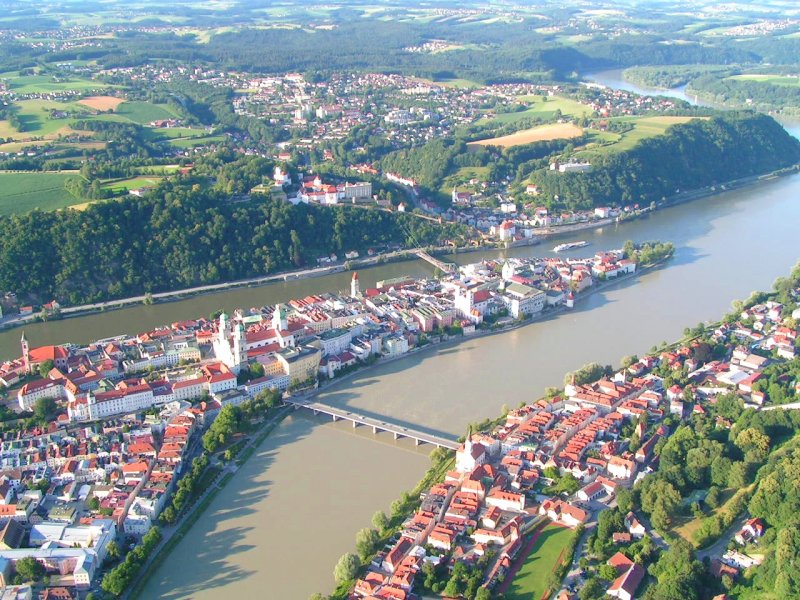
284,397,459,450
416,251,458,274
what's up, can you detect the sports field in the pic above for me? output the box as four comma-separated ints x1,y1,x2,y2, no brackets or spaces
504,524,575,600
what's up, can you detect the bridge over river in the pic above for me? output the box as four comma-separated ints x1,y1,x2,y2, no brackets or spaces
284,397,459,450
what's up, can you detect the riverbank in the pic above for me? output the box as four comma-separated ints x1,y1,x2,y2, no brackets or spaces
295,252,674,424
0,160,792,339
124,405,292,600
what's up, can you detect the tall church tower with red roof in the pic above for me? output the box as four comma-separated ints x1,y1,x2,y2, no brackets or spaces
21,331,29,373
351,271,360,297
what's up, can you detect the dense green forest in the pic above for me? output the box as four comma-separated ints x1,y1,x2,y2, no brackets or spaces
529,113,800,209
55,20,799,84
0,166,469,305
622,65,734,89
688,76,800,115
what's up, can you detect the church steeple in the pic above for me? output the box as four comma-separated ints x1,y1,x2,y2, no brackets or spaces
351,271,360,297
21,331,30,373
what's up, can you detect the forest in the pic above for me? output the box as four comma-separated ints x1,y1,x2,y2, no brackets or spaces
688,75,800,115
0,157,469,305
528,112,800,209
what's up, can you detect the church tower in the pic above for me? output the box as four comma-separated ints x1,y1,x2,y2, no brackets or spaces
351,272,360,297
21,331,30,374
232,322,247,372
218,312,229,345
272,304,288,331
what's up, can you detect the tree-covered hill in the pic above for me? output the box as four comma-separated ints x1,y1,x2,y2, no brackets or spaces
529,112,800,209
0,188,468,306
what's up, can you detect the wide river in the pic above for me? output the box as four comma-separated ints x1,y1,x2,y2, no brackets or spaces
16,73,800,598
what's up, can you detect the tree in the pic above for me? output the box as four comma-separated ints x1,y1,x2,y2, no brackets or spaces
735,428,771,463
775,526,800,597
705,486,722,509
355,528,380,559
15,557,44,582
475,587,491,600
38,359,55,378
728,461,751,488
107,539,121,560
616,487,634,514
87,496,100,511
333,552,360,585
32,396,58,424
372,510,390,532
599,564,619,581
580,577,606,600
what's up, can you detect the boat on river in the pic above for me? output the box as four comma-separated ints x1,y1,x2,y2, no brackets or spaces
553,241,589,252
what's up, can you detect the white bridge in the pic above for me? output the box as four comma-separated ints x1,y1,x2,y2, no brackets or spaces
284,397,459,450
416,251,458,274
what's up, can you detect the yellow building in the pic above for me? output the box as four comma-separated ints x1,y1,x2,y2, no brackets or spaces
276,346,322,384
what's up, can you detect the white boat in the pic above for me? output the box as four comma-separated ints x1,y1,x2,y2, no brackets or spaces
553,241,589,252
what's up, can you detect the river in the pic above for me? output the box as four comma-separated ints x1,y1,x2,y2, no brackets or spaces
24,73,800,598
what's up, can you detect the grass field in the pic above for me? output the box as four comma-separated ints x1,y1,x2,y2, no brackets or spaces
504,524,574,600
479,95,590,125
14,99,82,136
581,115,701,155
142,127,209,141
169,134,226,148
115,101,179,124
0,172,83,215
672,485,752,547
101,176,163,194
728,73,800,87
469,122,583,147
6,73,107,94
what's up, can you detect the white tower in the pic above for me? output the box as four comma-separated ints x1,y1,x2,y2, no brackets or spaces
272,304,288,331
351,272,360,297
218,312,229,344
232,322,247,372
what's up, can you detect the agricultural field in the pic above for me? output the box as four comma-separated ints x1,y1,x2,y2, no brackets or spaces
78,95,126,111
142,127,211,141
479,95,590,125
14,99,86,137
3,73,109,94
728,73,800,87
504,524,575,600
0,172,84,215
469,122,583,148
581,115,701,155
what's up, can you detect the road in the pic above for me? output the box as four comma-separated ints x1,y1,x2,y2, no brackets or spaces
697,513,748,562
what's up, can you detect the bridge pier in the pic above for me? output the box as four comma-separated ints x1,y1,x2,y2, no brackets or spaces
372,425,378,434
415,439,421,446
312,409,318,416
393,432,400,440
332,414,339,422
352,420,358,428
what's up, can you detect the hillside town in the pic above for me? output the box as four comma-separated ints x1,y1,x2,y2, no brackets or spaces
347,294,800,600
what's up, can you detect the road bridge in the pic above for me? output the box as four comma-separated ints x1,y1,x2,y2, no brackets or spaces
284,398,459,450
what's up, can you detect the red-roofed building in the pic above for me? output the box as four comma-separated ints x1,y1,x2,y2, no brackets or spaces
607,564,644,600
